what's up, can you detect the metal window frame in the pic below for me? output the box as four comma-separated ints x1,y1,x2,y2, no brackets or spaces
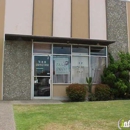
32,42,108,98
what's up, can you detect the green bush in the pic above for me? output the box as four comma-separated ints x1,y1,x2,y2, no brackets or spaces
88,93,97,101
115,79,127,93
101,52,130,99
95,84,111,101
66,84,87,102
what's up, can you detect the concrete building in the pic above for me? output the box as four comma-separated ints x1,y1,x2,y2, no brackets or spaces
0,0,129,100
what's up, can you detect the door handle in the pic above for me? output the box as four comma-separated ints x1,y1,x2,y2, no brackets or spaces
49,79,51,84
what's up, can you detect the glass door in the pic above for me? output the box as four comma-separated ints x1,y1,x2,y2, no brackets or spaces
33,55,51,98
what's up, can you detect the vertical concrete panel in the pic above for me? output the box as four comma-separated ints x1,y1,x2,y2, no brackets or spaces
106,0,128,59
127,3,130,52
33,0,53,36
90,0,107,40
72,0,89,38
53,0,71,37
5,0,33,35
3,41,32,100
0,0,5,100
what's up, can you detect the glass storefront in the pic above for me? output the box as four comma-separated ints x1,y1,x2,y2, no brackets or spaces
33,43,107,98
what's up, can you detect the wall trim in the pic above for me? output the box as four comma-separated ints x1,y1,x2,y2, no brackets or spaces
52,97,69,101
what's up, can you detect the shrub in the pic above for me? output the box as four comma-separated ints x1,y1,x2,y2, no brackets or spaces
88,93,97,101
101,52,130,99
95,84,111,101
115,79,127,93
66,84,87,102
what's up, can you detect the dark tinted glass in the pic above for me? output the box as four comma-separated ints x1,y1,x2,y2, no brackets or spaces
53,44,71,54
91,47,106,56
34,77,50,97
72,45,88,54
34,56,50,76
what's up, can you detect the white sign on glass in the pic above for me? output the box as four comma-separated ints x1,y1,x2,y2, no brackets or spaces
72,56,89,84
55,58,69,74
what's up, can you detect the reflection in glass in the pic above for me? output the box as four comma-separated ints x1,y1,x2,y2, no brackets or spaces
34,77,50,97
91,57,106,83
34,56,50,76
33,43,51,53
72,45,88,54
53,55,71,83
53,44,71,54
91,47,106,56
72,56,89,84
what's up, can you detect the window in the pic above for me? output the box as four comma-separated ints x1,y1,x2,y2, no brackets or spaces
90,47,106,83
53,44,71,54
91,47,106,56
72,56,89,84
34,56,50,76
53,55,71,83
91,57,106,83
72,45,89,54
33,43,51,54
72,45,89,84
33,43,107,84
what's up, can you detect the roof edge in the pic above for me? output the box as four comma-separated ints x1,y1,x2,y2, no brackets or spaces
5,34,115,46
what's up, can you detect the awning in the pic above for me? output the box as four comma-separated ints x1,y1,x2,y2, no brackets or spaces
5,34,115,46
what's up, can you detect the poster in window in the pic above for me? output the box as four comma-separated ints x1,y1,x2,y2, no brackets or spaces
55,58,69,75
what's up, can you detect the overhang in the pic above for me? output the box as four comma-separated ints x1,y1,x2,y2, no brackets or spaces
5,34,115,46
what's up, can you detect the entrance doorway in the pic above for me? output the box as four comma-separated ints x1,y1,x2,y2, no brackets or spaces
33,55,51,99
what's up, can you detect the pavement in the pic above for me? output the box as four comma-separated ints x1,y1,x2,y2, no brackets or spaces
0,102,16,130
0,100,63,130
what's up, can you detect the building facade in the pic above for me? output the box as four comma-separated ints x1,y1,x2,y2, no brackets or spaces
0,0,129,100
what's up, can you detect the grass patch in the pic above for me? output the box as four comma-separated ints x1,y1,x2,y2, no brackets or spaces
14,100,130,130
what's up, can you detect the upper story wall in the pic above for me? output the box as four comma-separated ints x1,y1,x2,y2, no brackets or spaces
5,0,33,35
127,3,130,53
106,0,128,59
33,0,53,36
4,0,107,39
53,0,71,37
71,0,89,38
89,0,107,40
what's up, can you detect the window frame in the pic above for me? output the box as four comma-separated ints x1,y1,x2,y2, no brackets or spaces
71,55,89,84
89,46,107,84
53,55,71,84
33,43,108,84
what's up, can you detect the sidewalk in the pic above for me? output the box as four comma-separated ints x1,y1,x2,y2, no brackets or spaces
10,99,63,105
0,100,63,130
0,102,16,130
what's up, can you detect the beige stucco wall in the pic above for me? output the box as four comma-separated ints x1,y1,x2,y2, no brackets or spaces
53,0,71,37
89,0,107,40
5,0,33,35
33,0,53,36
53,84,68,98
72,0,89,38
0,0,5,100
53,84,96,99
